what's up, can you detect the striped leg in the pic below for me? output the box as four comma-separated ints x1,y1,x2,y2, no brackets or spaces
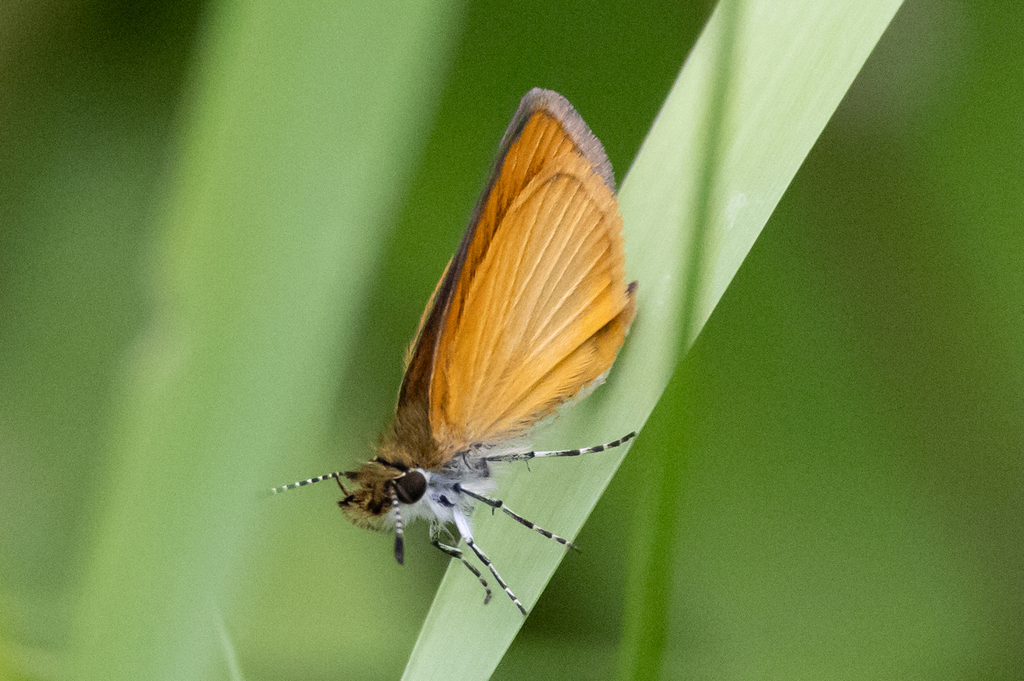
269,470,345,494
464,538,527,616
483,431,636,464
432,541,492,605
455,485,579,552
389,488,405,565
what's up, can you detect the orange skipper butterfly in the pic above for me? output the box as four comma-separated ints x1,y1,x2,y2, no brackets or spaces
273,88,637,615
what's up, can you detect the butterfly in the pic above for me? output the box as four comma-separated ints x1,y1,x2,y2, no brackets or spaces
273,88,637,615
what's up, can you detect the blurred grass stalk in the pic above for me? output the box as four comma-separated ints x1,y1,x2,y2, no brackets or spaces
402,0,903,679
68,0,459,679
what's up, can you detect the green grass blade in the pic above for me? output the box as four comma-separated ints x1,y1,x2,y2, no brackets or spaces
617,4,744,676
619,1,904,677
402,1,903,679
69,1,458,679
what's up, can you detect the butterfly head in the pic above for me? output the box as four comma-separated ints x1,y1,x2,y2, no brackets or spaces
337,456,427,528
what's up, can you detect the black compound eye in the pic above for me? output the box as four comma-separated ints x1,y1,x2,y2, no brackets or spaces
394,470,427,504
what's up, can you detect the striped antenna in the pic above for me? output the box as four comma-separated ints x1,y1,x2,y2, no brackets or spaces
270,471,345,494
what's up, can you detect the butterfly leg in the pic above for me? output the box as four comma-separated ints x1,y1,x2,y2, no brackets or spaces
431,540,492,605
463,537,527,616
452,506,527,615
389,488,405,565
454,485,579,552
483,431,636,464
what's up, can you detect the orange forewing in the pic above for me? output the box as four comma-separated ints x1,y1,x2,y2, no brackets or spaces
403,89,637,458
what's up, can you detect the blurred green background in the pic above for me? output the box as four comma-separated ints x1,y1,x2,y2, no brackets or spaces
1,1,1022,680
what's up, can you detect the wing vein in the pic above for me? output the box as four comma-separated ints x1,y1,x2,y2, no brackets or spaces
508,178,583,356
527,212,604,348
